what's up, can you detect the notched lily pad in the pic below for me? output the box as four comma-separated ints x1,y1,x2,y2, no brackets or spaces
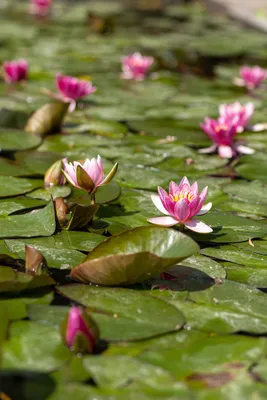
70,226,199,286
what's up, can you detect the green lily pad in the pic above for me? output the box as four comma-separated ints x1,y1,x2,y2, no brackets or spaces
2,321,70,372
0,176,42,198
0,200,56,238
57,285,185,341
70,226,199,286
0,129,42,152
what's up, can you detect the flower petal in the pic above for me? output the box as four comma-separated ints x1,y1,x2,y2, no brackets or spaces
198,144,217,154
196,202,212,216
179,177,190,187
218,145,234,159
174,198,190,222
151,194,169,215
147,216,178,227
184,219,213,233
236,144,255,155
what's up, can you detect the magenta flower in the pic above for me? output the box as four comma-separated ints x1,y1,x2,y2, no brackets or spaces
219,102,254,133
121,52,154,81
147,177,212,233
44,74,96,112
63,155,118,195
237,66,267,91
3,59,28,84
200,117,254,158
30,0,52,16
65,306,99,354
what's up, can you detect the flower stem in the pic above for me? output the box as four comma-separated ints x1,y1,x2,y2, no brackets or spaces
180,224,185,232
90,192,96,205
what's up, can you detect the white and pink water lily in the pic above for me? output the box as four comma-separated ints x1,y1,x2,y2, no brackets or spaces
200,117,254,159
63,156,118,194
219,102,254,133
121,52,154,81
3,59,28,83
44,74,96,112
29,0,52,16
235,66,267,91
147,177,213,233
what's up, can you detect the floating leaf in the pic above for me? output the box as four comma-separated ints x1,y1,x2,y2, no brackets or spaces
57,285,186,341
0,129,42,152
71,226,199,285
0,200,56,238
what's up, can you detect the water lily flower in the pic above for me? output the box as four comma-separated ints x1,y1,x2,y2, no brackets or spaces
235,66,267,91
44,159,66,188
30,0,52,16
121,52,154,81
63,155,118,198
200,117,254,158
2,59,28,83
219,102,254,133
147,177,213,233
44,74,96,112
64,306,99,354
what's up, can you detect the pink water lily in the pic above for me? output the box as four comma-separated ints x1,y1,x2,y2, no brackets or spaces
63,155,118,196
44,74,96,112
147,177,213,233
30,0,52,16
200,117,254,158
65,306,99,354
219,102,254,133
236,66,267,91
3,59,28,83
121,52,154,81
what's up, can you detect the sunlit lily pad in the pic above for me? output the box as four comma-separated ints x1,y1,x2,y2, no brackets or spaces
70,226,199,285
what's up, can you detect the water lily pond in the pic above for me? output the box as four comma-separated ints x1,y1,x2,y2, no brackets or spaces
3,1,267,399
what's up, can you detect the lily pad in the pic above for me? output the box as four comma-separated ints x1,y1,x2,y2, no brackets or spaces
0,200,56,238
70,226,199,286
0,176,42,198
57,285,185,341
0,129,42,152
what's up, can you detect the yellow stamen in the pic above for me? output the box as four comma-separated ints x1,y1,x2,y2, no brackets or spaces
170,191,195,203
215,124,227,132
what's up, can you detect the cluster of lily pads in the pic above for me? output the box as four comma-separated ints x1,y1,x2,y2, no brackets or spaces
4,1,267,399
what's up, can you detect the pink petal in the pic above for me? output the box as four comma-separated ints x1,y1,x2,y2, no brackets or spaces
236,144,255,155
179,177,190,188
147,216,178,227
196,202,212,216
151,194,169,215
174,198,190,222
184,219,213,233
218,145,234,159
190,181,198,195
169,181,180,197
199,186,208,205
198,144,217,154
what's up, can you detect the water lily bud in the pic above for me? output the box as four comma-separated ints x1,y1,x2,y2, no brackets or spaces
63,306,100,354
44,159,65,188
25,245,46,276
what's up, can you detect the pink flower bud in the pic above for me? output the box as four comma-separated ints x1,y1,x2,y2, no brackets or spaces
64,306,99,354
44,159,66,188
3,59,28,84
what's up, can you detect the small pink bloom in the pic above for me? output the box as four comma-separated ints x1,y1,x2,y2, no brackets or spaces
121,52,154,81
65,306,99,353
200,117,254,158
30,0,52,16
3,59,28,83
63,155,118,193
147,177,213,233
238,66,267,90
44,74,96,112
219,102,254,133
